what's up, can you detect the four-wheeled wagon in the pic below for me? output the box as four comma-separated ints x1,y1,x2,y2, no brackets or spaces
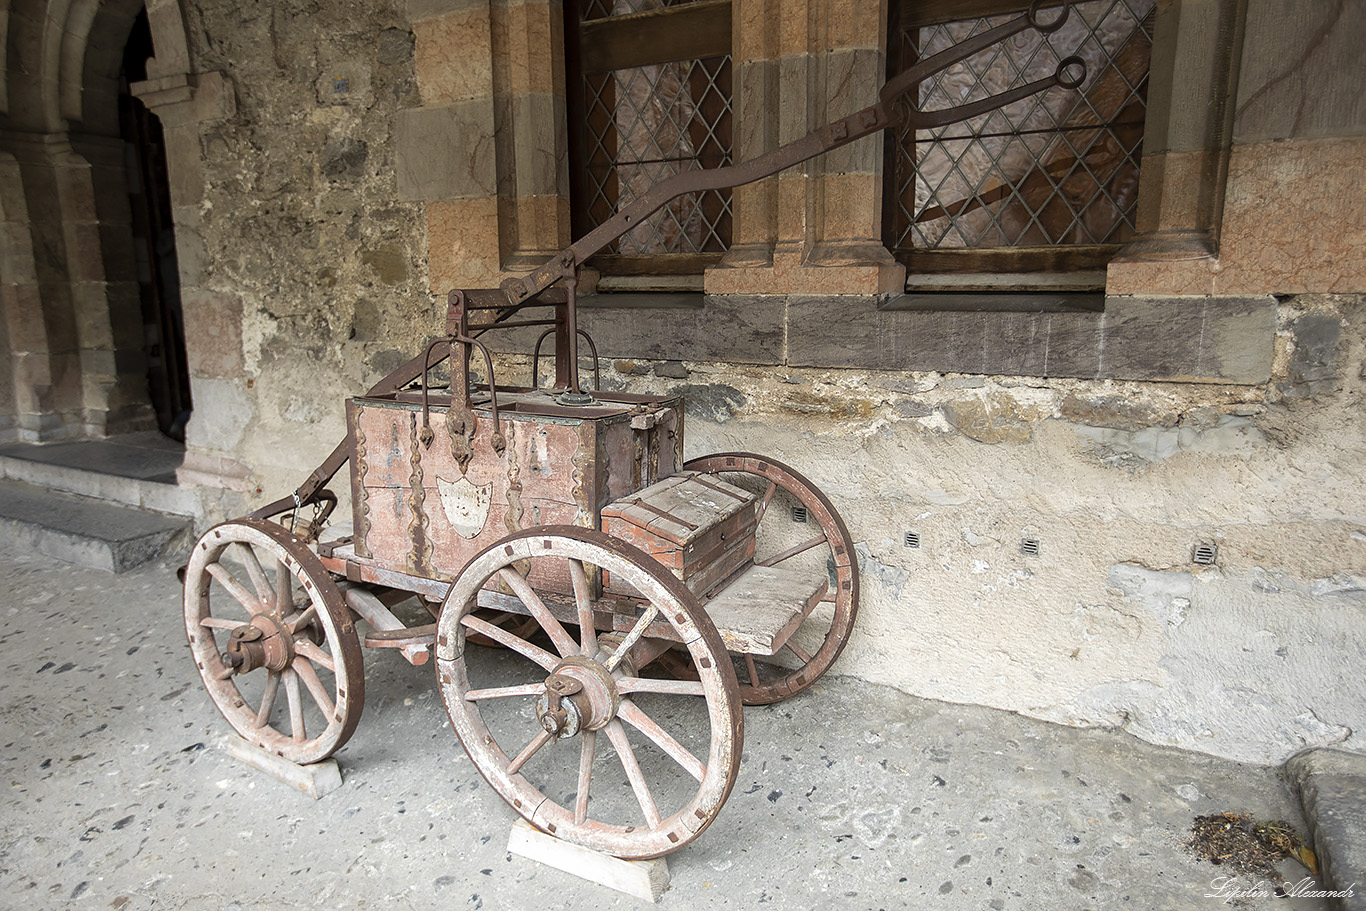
181,0,1085,860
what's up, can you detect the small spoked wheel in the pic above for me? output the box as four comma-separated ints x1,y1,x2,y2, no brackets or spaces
183,519,364,764
683,453,859,705
436,526,742,859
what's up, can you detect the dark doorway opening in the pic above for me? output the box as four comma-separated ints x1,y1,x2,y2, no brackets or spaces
120,8,192,440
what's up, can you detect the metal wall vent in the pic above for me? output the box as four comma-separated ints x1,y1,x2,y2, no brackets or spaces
1020,538,1041,557
904,531,920,548
792,505,808,524
1192,542,1219,565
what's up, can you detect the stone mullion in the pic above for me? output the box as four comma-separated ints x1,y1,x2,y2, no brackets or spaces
708,0,903,295
708,0,780,279
800,0,901,293
1106,0,1245,295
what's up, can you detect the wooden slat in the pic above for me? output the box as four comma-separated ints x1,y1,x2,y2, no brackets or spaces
580,0,732,74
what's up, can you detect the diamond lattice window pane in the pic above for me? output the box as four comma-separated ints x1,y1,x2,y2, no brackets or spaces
888,0,1155,257
571,0,732,258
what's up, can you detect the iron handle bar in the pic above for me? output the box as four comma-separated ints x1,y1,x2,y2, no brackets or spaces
501,0,1083,307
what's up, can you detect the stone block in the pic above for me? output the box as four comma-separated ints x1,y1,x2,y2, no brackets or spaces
427,196,503,291
1281,312,1341,398
506,92,566,198
184,379,253,453
1040,311,1104,378
1217,136,1366,296
395,102,497,202
182,291,244,380
1234,0,1366,143
494,0,562,97
414,6,493,106
1286,749,1366,910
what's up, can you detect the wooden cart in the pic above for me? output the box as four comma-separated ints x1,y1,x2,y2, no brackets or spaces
181,2,1084,859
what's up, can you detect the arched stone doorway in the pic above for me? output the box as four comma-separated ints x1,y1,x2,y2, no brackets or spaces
0,0,201,443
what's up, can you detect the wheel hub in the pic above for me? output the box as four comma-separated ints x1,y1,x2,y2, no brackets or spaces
534,656,620,738
224,613,295,674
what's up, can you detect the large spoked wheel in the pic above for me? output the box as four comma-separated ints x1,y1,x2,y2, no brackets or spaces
436,526,743,860
183,519,364,764
683,453,859,705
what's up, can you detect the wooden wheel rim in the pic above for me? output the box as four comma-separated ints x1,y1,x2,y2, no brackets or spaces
683,452,860,705
183,519,364,764
435,526,743,859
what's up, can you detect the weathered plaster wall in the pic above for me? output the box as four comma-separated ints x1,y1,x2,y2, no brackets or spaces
481,293,1361,765
174,0,434,516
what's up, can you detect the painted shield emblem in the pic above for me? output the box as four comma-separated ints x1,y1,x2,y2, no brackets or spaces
436,475,492,539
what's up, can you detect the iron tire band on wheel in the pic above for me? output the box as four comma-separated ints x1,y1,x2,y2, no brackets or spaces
683,452,860,705
183,518,364,765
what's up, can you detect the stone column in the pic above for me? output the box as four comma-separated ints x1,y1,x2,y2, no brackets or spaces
67,132,158,437
0,148,61,441
133,72,254,493
707,0,903,296
1,134,89,441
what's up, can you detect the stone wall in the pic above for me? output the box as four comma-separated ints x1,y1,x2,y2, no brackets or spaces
167,0,433,515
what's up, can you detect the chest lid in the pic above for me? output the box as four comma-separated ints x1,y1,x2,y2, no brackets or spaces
601,472,756,546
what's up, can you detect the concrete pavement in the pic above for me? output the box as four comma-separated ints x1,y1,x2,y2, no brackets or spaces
0,541,1348,910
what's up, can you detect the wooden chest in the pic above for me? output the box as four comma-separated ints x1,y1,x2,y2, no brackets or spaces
601,472,758,599
347,389,682,586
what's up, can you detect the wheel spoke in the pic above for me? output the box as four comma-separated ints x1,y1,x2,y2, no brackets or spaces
618,700,706,782
506,729,554,776
461,614,559,670
287,604,317,635
232,543,272,606
284,669,305,742
758,532,827,568
603,604,659,674
464,682,545,702
745,655,760,686
497,568,578,658
206,563,267,615
293,638,335,673
294,657,336,720
785,639,813,663
569,559,597,657
605,720,661,828
199,616,247,631
274,556,294,614
576,729,596,825
255,671,281,728
754,479,778,523
617,677,705,697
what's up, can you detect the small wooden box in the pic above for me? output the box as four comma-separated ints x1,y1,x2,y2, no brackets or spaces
601,472,757,598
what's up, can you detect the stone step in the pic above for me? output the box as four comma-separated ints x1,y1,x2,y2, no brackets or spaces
0,478,193,573
1287,749,1366,910
0,432,196,517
